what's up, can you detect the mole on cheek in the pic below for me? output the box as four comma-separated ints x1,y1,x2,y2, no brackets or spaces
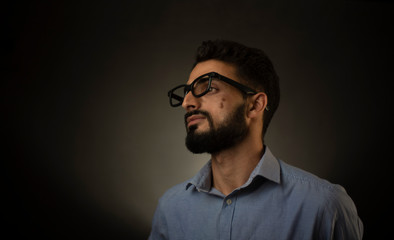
220,98,226,108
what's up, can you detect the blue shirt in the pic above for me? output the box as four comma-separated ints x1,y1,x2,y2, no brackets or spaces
149,147,363,240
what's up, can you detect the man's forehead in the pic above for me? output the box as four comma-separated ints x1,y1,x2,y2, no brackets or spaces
187,60,239,84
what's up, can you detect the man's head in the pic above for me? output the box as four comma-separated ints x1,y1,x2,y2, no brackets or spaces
168,40,280,154
192,40,280,137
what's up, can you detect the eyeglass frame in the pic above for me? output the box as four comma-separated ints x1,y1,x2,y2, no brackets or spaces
167,72,258,107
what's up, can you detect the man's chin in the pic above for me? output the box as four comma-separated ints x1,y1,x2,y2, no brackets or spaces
187,124,209,134
185,127,213,153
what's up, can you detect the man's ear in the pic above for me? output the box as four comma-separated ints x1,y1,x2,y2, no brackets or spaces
247,92,268,118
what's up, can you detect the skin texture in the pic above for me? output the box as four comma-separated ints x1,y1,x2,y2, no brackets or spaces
182,59,269,196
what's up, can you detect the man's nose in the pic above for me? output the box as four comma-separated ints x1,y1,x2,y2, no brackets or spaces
182,91,201,111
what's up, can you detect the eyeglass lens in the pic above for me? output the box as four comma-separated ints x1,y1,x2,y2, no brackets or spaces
170,86,186,106
193,76,211,96
169,76,212,106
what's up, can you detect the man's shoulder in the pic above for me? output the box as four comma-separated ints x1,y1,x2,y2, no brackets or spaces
158,179,192,204
278,160,352,207
280,160,342,189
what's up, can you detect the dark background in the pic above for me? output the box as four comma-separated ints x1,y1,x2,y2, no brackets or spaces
4,0,393,239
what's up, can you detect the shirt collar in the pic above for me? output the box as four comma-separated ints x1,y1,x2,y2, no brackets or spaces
186,146,281,192
253,146,281,184
186,160,213,192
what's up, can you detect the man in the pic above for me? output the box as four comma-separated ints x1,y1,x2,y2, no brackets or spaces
149,40,363,239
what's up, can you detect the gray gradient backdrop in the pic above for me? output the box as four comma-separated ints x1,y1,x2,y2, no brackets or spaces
5,0,393,239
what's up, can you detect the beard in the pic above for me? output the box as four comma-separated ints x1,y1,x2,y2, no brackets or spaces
185,103,248,154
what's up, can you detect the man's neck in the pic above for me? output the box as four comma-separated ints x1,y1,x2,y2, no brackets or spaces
210,137,264,196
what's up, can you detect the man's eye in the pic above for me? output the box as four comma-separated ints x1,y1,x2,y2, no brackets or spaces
209,86,218,92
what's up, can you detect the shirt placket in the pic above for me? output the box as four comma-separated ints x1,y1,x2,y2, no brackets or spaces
218,194,237,240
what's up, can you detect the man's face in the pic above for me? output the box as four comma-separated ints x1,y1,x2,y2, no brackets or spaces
183,59,250,154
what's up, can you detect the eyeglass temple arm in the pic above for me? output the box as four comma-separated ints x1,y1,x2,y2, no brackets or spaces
219,77,257,95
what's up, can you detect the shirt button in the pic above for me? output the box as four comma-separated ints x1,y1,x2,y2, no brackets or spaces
226,199,232,205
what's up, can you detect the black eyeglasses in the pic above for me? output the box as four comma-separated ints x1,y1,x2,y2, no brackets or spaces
168,72,258,107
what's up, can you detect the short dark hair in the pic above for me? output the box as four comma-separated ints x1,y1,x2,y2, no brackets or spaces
192,39,280,138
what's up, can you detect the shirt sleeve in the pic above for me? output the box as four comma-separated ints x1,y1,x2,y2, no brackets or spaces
149,200,169,240
317,186,364,240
